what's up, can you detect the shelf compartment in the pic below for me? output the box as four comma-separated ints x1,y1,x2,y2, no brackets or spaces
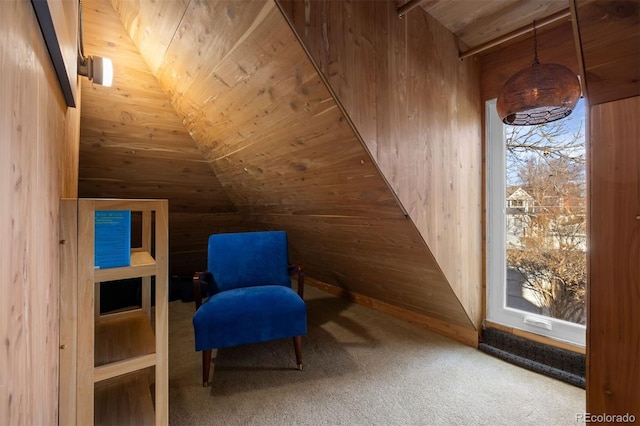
94,372,155,426
95,250,156,282
95,310,156,383
69,198,169,425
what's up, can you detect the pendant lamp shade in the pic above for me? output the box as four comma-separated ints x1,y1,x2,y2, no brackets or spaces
496,21,581,126
496,62,581,125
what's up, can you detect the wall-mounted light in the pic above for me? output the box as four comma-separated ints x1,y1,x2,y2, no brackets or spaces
496,21,580,126
77,0,113,87
77,55,113,87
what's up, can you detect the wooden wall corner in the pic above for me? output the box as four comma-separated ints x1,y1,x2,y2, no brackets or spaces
308,278,479,348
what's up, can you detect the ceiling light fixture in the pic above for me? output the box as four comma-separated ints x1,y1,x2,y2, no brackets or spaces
496,21,581,126
76,0,113,87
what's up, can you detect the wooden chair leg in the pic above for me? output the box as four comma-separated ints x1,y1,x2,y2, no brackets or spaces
202,349,212,387
293,336,303,371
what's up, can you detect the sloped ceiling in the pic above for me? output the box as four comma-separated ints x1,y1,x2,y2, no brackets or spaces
77,0,638,342
79,3,232,214
79,0,477,338
79,0,248,273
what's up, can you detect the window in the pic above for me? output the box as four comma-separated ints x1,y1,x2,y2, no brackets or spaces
486,98,586,347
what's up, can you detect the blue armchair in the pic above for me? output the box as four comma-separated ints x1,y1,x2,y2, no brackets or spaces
192,231,307,386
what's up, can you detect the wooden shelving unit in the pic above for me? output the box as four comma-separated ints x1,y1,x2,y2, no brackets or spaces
60,199,168,425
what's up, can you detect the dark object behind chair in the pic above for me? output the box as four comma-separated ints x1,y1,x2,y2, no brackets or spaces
192,231,306,386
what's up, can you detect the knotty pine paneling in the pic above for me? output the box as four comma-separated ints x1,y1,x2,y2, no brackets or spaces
109,0,189,74
280,0,483,327
80,0,232,214
110,0,476,334
80,0,240,273
588,96,640,416
79,180,232,214
1,0,80,424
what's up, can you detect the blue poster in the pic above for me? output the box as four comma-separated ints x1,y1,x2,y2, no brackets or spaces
95,210,131,269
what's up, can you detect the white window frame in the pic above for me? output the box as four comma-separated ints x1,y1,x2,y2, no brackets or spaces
485,99,586,347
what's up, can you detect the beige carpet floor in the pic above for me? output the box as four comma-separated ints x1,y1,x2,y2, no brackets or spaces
168,286,585,425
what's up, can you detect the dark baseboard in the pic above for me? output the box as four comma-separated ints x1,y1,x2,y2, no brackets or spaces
480,327,585,389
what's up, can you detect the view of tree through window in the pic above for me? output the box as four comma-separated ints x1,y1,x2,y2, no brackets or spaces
504,99,586,325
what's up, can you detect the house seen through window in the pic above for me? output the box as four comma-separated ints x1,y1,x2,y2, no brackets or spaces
486,98,586,347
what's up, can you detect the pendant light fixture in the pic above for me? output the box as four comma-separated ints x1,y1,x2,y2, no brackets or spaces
496,21,581,126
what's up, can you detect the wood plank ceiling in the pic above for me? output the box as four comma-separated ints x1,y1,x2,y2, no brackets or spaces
421,0,569,49
79,0,244,273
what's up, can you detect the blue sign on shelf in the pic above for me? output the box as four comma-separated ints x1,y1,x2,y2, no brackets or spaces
95,210,131,269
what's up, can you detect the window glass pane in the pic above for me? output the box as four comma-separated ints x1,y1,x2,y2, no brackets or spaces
504,99,587,325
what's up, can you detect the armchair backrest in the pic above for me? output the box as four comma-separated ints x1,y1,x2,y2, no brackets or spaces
207,231,291,292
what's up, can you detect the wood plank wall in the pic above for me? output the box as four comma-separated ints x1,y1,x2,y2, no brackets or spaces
579,0,640,416
0,0,80,423
105,0,477,338
481,20,579,102
576,0,640,105
482,2,639,105
279,0,483,327
588,96,640,417
79,0,242,275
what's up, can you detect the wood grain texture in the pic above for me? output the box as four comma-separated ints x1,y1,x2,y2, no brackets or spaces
94,372,155,426
76,199,97,425
421,0,568,49
59,200,79,426
168,212,249,275
95,311,155,367
153,199,170,426
575,0,640,105
481,20,579,102
71,199,169,424
482,1,639,106
251,214,472,328
280,0,483,328
588,96,640,416
1,1,79,424
80,0,241,275
110,0,476,331
109,0,189,74
80,0,233,215
63,84,81,198
94,353,156,384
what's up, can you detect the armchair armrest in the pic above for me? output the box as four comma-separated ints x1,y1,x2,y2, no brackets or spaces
193,271,213,311
288,264,305,299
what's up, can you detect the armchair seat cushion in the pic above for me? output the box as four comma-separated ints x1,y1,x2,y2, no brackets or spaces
193,285,307,351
